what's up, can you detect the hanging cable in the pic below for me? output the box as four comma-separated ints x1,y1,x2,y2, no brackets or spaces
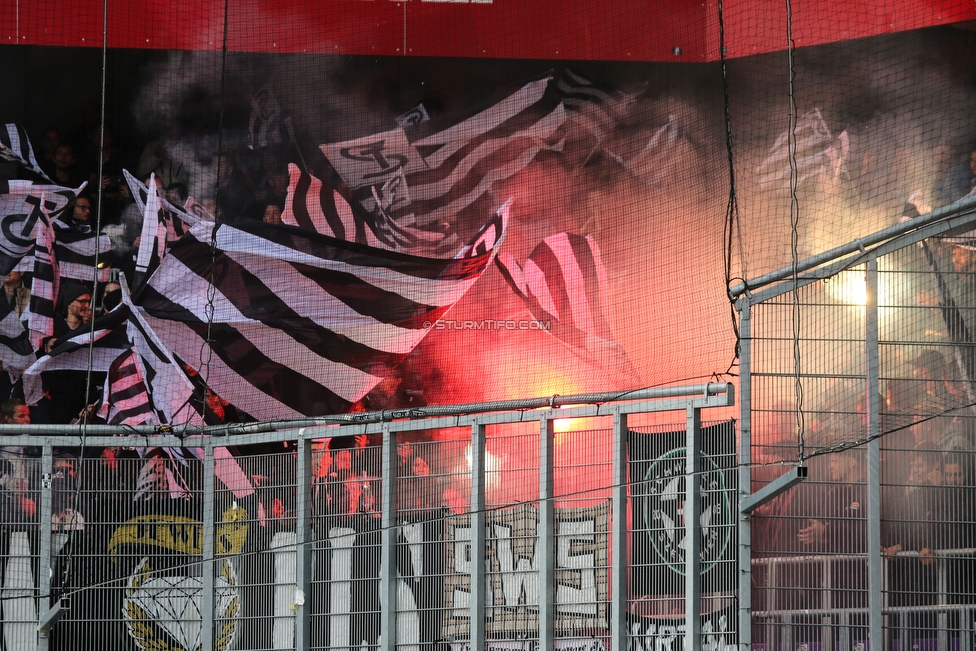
785,0,805,460
202,0,232,407
718,0,745,376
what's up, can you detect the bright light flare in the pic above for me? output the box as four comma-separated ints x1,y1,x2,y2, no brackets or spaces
823,269,889,307
465,444,501,488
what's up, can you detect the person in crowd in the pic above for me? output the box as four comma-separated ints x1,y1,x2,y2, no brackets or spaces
316,436,361,517
914,237,976,352
209,152,254,223
934,143,976,208
797,446,868,609
51,143,85,188
37,128,61,180
883,445,946,637
1,399,31,427
60,193,94,231
1,271,29,318
99,280,121,314
397,441,433,516
0,398,36,535
939,452,976,603
913,349,960,413
750,405,826,613
911,412,973,453
137,118,192,190
882,377,922,487
254,165,289,208
165,181,188,207
57,282,93,334
262,201,283,225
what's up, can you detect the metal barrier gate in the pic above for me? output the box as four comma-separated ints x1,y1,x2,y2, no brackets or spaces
0,384,734,651
735,196,976,650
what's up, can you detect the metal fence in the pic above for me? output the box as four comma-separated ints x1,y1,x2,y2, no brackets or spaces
0,384,735,651
736,196,976,650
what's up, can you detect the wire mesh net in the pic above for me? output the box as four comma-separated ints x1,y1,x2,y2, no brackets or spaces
7,0,976,649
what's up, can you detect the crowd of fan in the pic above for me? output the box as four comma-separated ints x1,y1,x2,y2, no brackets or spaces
746,140,976,643
0,117,313,429
28,120,291,229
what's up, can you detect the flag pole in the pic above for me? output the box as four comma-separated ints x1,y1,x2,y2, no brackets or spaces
284,117,310,174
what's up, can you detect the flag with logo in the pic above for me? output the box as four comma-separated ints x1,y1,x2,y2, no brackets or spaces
628,421,736,598
0,180,83,275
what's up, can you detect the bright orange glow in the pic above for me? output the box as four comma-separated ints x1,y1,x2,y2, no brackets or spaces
464,444,501,488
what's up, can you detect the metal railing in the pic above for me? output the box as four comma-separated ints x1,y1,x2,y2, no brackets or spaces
0,383,735,651
737,198,976,649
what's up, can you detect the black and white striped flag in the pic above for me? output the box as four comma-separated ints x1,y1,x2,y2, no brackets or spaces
121,278,201,425
28,208,58,350
12,226,113,283
133,173,166,290
496,232,641,387
322,75,565,241
123,169,202,241
0,296,34,378
392,75,565,228
50,224,112,283
555,69,644,145
97,347,154,426
282,164,453,255
23,305,132,405
0,181,83,275
133,209,507,421
756,107,850,191
0,124,54,183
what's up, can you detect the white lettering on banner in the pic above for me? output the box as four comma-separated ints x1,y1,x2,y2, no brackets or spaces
273,525,422,651
442,503,609,637
403,520,424,576
2,532,35,651
329,527,356,651
272,532,298,650
627,615,735,651
495,522,540,609
451,525,473,617
555,519,598,616
450,638,607,651
396,523,422,651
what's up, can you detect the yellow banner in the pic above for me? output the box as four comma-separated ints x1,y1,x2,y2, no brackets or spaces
110,505,248,558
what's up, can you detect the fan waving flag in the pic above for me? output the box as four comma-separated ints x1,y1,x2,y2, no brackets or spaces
23,305,132,405
496,232,641,387
124,170,202,241
0,124,54,183
133,202,509,421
